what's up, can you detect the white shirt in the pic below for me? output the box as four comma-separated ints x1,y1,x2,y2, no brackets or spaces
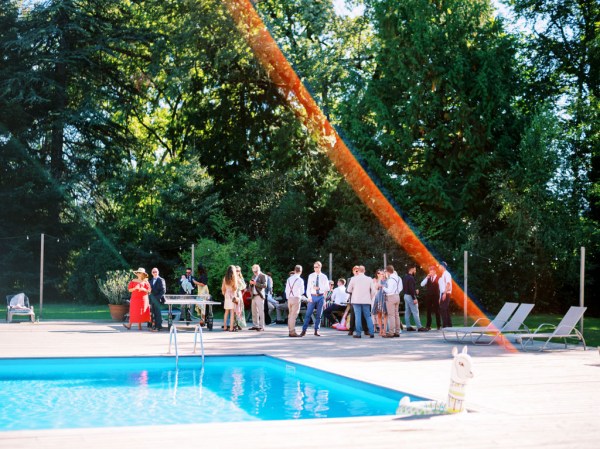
285,274,305,299
383,271,403,295
330,286,349,305
420,274,437,287
438,270,452,297
307,271,330,297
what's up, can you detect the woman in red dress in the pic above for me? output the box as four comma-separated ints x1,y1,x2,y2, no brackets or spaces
123,268,151,330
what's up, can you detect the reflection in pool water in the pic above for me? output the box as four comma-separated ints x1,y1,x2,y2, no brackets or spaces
0,355,424,431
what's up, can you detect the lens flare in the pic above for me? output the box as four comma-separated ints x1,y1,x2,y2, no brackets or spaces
223,0,512,348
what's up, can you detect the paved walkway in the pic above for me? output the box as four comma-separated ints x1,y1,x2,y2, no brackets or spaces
0,320,598,449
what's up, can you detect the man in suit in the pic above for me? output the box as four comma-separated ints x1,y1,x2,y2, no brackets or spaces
149,267,166,331
420,265,441,330
346,265,376,338
249,264,267,331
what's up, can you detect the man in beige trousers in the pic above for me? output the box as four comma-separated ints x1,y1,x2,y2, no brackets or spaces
285,265,305,337
383,265,403,337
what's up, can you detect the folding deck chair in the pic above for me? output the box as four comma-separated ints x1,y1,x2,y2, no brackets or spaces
470,303,535,345
515,306,587,351
442,302,519,342
6,293,35,323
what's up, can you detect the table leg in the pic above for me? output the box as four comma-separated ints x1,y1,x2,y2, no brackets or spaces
207,305,213,331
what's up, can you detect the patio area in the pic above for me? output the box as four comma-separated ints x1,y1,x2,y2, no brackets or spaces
0,320,598,449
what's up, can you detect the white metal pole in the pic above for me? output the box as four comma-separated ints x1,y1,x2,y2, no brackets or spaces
383,253,387,268
39,233,44,322
464,250,468,326
329,253,332,280
191,244,195,274
580,246,585,336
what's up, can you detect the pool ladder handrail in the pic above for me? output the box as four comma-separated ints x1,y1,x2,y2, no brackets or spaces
168,323,205,368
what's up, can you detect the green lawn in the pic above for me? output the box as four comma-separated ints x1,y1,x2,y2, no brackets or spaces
4,304,598,348
2,303,225,321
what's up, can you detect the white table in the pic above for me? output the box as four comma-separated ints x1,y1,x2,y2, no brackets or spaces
163,295,220,330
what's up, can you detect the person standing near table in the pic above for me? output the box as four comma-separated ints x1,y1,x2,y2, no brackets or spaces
149,267,166,332
300,261,330,337
194,264,210,324
221,265,238,332
179,267,200,321
124,268,151,331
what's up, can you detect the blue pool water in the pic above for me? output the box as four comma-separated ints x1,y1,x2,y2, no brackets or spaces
0,355,423,431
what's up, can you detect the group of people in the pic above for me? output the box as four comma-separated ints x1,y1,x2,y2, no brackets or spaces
277,262,453,338
122,266,167,331
121,260,454,339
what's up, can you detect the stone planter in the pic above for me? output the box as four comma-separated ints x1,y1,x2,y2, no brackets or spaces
108,304,128,322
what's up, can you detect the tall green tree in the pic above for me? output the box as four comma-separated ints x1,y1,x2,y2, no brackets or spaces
342,0,518,257
507,0,599,313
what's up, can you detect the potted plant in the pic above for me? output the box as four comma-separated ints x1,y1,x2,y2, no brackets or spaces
97,270,131,321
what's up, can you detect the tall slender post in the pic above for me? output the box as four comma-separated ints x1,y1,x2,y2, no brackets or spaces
580,246,585,336
383,253,387,268
329,253,332,280
464,250,468,326
191,244,195,274
39,233,44,322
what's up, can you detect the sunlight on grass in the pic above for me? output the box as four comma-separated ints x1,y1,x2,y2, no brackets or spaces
3,304,598,347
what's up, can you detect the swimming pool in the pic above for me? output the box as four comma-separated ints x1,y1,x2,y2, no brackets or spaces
0,355,424,431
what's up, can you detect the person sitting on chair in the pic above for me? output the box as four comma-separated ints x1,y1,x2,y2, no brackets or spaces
323,279,349,326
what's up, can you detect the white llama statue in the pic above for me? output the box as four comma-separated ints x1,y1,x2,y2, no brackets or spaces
396,346,474,416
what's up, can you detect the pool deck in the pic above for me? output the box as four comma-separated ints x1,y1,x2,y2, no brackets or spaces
0,320,598,449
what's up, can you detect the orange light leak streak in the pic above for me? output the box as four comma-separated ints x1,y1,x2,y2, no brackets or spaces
224,0,513,348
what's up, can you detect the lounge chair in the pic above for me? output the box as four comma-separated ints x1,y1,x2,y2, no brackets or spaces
442,302,519,342
515,306,587,351
470,303,535,345
6,293,35,323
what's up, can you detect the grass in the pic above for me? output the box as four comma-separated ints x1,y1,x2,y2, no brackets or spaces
1,303,226,321
3,304,112,321
3,304,599,348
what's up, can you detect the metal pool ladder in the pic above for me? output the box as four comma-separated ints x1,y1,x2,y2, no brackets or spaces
168,323,205,368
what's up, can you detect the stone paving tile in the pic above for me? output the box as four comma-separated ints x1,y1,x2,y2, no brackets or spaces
0,320,598,449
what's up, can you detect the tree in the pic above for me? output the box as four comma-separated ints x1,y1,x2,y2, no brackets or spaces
340,0,518,258
507,0,599,314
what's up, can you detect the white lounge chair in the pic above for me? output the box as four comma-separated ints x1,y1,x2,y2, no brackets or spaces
515,306,587,351
442,302,519,342
470,303,534,345
6,293,35,323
